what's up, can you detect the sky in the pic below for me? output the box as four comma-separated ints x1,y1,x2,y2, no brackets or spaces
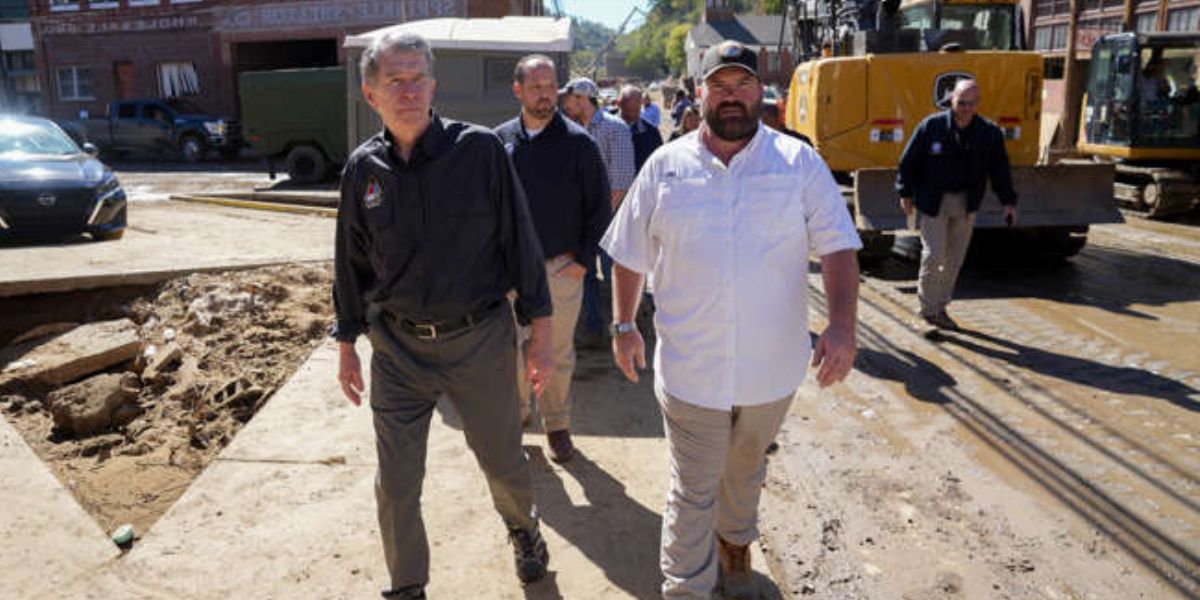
556,0,649,31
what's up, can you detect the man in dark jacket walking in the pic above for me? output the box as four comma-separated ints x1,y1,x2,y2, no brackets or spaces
495,55,611,463
896,79,1018,332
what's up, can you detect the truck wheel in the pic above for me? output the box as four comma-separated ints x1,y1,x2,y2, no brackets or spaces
285,145,327,184
180,135,205,163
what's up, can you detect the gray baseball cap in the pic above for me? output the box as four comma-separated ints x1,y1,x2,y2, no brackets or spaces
559,77,600,98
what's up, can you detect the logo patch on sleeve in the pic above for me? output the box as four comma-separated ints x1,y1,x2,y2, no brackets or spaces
363,176,383,209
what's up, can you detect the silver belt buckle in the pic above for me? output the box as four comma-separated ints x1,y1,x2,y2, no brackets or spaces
414,323,438,340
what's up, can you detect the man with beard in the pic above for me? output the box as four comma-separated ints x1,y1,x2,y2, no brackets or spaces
495,55,611,462
600,40,863,600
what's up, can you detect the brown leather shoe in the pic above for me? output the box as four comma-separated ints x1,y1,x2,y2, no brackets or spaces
718,536,757,599
547,429,574,463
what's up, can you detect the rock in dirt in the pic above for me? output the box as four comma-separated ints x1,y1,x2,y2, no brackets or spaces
11,322,79,346
142,343,183,384
0,318,141,389
47,372,142,435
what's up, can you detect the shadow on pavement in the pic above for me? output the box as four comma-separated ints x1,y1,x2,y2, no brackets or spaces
528,446,663,599
854,346,958,405
943,327,1199,412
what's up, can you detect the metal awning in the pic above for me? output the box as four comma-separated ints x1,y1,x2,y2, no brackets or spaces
344,16,573,53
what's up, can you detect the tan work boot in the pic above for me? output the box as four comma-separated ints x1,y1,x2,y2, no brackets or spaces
718,536,757,599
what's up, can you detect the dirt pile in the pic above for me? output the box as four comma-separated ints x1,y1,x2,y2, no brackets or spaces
0,263,333,540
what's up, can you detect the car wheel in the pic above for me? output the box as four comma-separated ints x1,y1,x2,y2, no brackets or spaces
180,136,205,163
285,144,327,184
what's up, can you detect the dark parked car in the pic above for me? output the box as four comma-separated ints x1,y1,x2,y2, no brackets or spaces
0,115,127,241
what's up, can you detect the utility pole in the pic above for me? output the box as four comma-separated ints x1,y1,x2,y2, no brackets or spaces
1121,0,1136,32
1057,0,1083,151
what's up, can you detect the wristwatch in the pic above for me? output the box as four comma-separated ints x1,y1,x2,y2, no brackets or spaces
609,321,637,337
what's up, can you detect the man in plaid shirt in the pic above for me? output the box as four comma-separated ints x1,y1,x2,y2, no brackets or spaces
560,77,636,343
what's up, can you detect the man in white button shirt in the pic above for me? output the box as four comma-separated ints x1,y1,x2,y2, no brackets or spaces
600,40,862,600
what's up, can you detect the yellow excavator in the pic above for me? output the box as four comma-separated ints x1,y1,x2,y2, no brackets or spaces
1079,32,1200,217
784,0,1121,259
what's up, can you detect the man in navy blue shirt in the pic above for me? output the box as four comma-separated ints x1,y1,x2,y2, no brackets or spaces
897,79,1017,333
496,55,611,463
619,85,664,173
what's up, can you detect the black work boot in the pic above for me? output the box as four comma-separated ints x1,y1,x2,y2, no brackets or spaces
381,584,426,599
508,522,550,584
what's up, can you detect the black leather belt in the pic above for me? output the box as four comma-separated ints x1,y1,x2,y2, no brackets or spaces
396,299,503,340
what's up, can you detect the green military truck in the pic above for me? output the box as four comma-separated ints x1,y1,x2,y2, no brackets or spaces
238,67,346,184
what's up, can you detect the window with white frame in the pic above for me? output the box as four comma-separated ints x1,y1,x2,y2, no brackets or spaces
56,66,93,100
159,62,200,97
50,0,80,11
766,50,780,75
1136,12,1157,32
128,0,160,6
90,0,118,8
1168,7,1200,32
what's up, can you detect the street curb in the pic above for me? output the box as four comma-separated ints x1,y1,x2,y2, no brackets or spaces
0,259,331,298
169,194,338,218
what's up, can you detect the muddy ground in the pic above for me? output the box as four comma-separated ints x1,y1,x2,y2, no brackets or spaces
0,264,333,539
1,164,1196,598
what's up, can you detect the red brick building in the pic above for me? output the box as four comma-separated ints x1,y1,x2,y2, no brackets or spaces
32,0,544,119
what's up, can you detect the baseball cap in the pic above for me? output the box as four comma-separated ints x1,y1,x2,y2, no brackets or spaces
559,77,600,98
700,41,759,80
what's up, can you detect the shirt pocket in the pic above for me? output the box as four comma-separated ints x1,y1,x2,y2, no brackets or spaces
740,174,808,262
651,178,718,246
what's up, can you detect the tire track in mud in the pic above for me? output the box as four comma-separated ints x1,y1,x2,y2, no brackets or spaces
760,259,1199,599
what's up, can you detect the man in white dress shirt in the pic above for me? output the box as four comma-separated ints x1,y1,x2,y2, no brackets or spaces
600,40,862,600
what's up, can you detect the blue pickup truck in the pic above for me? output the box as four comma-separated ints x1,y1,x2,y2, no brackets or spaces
60,98,244,162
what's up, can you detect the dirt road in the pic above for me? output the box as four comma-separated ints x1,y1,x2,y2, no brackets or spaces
761,217,1199,599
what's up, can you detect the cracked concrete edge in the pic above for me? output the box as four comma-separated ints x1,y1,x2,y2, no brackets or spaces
0,259,332,298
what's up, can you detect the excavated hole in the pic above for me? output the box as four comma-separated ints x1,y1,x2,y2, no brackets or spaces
0,263,333,549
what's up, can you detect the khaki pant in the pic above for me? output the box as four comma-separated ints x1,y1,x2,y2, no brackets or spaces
918,192,976,318
367,305,537,591
517,253,585,432
657,390,794,600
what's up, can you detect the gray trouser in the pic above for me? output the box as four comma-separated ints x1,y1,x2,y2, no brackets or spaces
658,390,794,600
918,191,976,317
367,305,537,591
517,253,585,432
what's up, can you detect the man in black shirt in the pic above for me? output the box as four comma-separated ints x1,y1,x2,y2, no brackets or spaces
333,32,554,598
495,55,610,463
897,79,1018,333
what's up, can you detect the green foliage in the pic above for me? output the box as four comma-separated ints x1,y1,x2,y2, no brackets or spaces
572,17,616,51
620,0,774,77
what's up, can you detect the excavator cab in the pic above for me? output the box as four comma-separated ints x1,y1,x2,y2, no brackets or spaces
1080,32,1200,216
896,0,1022,51
1083,32,1200,155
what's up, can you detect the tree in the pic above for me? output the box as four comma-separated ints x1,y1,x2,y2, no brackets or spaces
665,23,692,75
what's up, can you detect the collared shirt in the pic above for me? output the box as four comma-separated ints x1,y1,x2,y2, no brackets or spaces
896,110,1016,217
600,124,862,411
629,117,663,174
333,113,551,342
586,108,636,192
642,103,662,127
494,110,612,272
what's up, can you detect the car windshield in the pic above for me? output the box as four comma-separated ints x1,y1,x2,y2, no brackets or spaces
0,119,80,156
940,4,1016,50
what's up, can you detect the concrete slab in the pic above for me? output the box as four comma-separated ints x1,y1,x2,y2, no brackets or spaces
19,338,780,598
0,200,334,297
0,413,121,595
